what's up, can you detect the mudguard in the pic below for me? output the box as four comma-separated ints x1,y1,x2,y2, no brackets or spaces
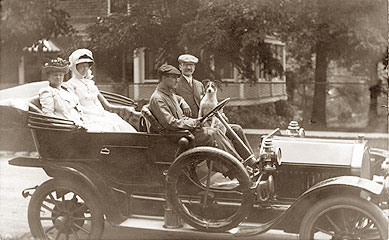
278,175,384,234
9,157,126,225
235,175,384,236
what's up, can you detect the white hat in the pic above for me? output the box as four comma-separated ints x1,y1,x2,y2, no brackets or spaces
75,57,94,65
69,49,94,68
178,54,198,64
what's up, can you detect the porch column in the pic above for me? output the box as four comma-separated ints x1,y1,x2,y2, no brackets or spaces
133,48,145,84
18,55,25,84
133,48,145,101
239,83,244,99
282,45,286,81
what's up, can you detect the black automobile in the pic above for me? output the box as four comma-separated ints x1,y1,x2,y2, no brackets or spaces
2,81,388,240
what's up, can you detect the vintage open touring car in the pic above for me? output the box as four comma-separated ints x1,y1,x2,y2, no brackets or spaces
1,81,388,240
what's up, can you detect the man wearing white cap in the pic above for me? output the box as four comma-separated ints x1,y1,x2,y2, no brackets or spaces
176,54,253,154
176,54,203,118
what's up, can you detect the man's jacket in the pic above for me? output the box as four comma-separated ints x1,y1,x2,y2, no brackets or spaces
175,75,204,118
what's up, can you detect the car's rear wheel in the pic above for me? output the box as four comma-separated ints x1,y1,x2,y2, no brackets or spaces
28,178,104,240
299,195,388,240
166,150,254,232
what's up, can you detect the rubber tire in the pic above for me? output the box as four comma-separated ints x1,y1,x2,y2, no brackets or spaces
167,151,254,233
299,195,389,240
28,178,104,239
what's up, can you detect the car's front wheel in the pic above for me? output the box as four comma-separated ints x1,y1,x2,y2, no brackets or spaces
167,150,255,233
28,178,104,239
299,195,388,240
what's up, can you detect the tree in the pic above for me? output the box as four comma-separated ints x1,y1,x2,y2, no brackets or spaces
87,0,200,82
0,0,74,55
0,0,74,83
283,0,387,128
179,0,285,81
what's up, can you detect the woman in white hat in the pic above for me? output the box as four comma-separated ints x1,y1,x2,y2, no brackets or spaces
67,49,138,132
39,57,84,125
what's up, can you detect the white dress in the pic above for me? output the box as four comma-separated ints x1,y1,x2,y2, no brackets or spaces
39,85,103,132
66,77,137,133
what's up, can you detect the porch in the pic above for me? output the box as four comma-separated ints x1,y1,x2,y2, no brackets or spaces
98,81,287,106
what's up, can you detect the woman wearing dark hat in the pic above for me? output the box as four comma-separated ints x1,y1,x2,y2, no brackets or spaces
67,49,138,132
39,57,84,125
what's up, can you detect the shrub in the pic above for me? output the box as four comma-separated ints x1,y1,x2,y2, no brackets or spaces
224,101,294,129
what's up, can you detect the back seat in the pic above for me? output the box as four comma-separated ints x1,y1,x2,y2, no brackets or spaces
28,96,43,114
141,104,165,133
28,92,141,130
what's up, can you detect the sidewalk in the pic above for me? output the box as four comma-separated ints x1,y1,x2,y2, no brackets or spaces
244,129,389,139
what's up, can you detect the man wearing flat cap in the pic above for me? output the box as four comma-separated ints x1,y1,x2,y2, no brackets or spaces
176,54,203,118
175,54,254,154
148,64,242,161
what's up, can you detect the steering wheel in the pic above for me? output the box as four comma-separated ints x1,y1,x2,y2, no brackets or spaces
199,98,230,123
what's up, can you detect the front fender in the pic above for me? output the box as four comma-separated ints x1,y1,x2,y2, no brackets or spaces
9,157,126,225
278,176,384,233
302,175,383,195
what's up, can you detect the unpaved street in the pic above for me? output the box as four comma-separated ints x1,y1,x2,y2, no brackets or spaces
0,153,49,237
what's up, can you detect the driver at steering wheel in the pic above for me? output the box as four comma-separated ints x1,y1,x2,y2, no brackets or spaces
149,64,243,162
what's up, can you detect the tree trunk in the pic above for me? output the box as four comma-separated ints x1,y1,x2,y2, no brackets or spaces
368,84,380,123
367,61,384,129
311,41,328,128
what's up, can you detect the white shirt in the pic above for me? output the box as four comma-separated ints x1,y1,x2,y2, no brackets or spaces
182,75,193,87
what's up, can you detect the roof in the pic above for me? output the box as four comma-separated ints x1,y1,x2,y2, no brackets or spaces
264,35,285,46
25,40,61,53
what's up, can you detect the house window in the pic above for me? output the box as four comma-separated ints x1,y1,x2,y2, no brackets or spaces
108,0,130,15
219,62,234,80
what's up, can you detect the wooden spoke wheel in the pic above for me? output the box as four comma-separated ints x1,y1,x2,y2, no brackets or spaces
167,151,254,232
28,179,104,240
299,196,388,240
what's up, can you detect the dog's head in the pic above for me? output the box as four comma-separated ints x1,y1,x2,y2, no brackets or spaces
202,79,218,94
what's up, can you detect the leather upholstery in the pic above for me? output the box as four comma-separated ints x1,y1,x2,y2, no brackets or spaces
141,104,164,133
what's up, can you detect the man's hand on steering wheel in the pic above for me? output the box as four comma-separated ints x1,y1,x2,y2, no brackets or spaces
194,118,204,129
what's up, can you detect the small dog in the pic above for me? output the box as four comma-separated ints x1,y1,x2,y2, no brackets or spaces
199,80,227,134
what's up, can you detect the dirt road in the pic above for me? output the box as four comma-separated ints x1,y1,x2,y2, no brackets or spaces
0,153,49,238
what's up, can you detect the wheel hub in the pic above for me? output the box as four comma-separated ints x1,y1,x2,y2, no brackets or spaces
54,215,73,233
52,200,85,233
198,191,215,206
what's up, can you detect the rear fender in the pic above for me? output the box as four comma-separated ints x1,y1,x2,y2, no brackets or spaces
9,157,126,225
278,176,384,233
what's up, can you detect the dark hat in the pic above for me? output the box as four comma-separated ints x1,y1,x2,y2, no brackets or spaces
42,57,69,74
158,64,181,76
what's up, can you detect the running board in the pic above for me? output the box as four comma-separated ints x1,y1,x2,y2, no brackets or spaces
118,214,297,238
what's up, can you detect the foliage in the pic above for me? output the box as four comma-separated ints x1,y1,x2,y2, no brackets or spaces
0,0,74,55
283,0,387,79
87,0,200,67
179,0,286,81
282,0,387,127
225,101,294,129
